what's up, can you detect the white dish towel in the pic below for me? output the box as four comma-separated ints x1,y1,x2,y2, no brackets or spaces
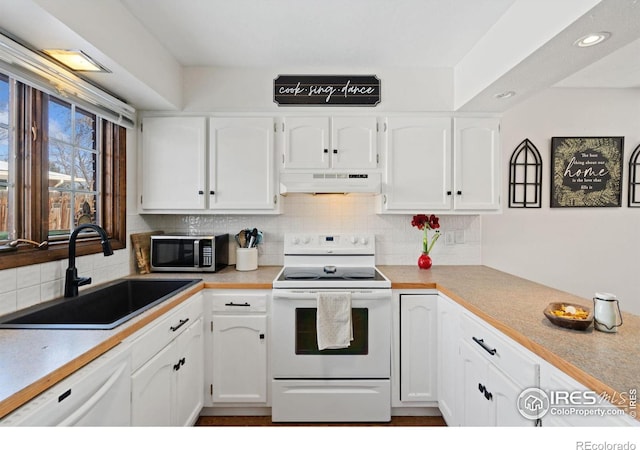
316,291,353,350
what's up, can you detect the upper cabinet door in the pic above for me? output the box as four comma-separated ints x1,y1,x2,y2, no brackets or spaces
140,117,207,210
331,117,378,169
209,117,276,210
453,118,501,211
282,117,330,169
382,117,452,211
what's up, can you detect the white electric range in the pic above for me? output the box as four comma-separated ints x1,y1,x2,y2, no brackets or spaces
271,233,392,422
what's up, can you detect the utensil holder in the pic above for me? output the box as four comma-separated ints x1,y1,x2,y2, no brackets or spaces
236,247,258,271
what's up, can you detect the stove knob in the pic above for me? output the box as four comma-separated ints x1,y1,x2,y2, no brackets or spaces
291,236,300,245
350,236,358,244
359,237,368,245
302,236,311,244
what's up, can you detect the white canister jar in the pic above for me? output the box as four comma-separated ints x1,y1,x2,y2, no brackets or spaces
593,292,623,333
236,247,258,271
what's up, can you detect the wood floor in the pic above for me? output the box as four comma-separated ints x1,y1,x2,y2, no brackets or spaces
196,415,446,427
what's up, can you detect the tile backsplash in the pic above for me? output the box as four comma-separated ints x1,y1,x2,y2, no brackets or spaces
0,195,480,316
145,195,482,266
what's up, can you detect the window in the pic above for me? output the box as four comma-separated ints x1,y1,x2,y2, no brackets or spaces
0,74,11,240
47,98,99,237
0,71,126,270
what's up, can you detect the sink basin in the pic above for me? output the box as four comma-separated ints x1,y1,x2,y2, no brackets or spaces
0,278,201,330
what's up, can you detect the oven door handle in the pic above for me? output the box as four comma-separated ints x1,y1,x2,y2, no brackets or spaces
272,290,391,301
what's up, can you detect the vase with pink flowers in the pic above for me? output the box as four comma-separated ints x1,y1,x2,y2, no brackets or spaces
411,214,441,269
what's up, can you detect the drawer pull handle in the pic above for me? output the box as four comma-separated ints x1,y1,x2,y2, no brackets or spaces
225,302,250,307
170,318,189,332
472,337,497,355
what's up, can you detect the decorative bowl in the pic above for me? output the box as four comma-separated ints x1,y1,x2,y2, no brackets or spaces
544,302,593,331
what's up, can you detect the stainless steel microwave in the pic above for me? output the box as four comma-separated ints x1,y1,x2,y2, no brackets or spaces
150,234,229,272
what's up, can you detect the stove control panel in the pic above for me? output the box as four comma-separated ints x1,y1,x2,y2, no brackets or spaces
284,233,375,255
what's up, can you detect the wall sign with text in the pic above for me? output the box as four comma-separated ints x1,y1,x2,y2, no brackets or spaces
274,75,380,106
551,136,624,207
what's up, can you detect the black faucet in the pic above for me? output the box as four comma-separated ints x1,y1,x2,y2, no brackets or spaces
64,224,114,297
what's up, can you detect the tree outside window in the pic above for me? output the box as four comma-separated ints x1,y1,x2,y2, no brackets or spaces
47,98,99,237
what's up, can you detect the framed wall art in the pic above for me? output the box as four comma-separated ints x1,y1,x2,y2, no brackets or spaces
551,136,624,208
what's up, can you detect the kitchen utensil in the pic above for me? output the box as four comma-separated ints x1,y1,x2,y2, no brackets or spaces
244,229,251,247
248,228,258,248
235,230,247,248
543,302,593,331
593,292,623,333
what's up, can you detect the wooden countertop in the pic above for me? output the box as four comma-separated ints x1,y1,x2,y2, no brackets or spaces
1,264,638,420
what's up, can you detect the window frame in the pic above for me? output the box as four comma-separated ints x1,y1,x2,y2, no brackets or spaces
0,78,126,270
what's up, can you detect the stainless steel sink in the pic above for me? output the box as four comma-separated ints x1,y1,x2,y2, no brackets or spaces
0,278,201,330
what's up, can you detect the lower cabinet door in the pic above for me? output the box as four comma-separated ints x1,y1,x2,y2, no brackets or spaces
175,317,204,426
488,363,534,426
459,339,492,426
131,343,175,426
211,314,267,403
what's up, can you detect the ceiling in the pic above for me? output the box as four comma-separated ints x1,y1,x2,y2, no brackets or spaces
0,0,639,111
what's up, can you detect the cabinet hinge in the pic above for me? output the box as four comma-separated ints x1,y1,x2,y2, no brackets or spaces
273,195,277,205
210,384,213,396
282,154,285,164
376,122,379,132
140,195,143,205
376,154,379,164
282,123,285,132
140,122,143,133
210,320,213,332
274,122,277,132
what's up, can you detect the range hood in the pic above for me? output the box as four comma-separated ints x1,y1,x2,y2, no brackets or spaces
279,172,381,195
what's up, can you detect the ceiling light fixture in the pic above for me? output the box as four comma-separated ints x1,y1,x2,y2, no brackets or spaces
42,49,110,73
494,90,516,100
574,32,611,48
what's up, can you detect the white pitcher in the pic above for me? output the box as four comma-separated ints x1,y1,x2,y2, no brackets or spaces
593,292,623,333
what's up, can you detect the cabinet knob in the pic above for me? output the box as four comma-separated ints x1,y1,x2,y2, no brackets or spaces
198,190,204,195
457,190,462,195
210,190,215,195
447,191,452,196
259,333,265,340
323,149,329,153
333,149,338,154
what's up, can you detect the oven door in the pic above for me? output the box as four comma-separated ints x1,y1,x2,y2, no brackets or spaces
271,289,391,379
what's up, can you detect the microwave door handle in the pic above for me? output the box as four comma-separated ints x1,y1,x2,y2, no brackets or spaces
194,240,200,268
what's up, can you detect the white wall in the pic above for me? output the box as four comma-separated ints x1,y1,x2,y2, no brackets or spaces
182,67,453,112
483,87,640,315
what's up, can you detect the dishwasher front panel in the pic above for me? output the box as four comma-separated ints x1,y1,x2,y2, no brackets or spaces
0,344,131,426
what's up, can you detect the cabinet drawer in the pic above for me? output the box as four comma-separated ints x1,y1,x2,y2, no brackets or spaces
461,312,538,387
210,293,268,313
130,293,203,371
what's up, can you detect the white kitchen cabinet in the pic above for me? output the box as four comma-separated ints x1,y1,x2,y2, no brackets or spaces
399,294,438,403
139,116,278,213
206,292,269,405
208,117,277,211
457,311,539,426
281,116,378,170
129,294,204,426
381,117,452,211
453,117,501,211
539,359,638,427
140,116,207,210
437,294,462,425
379,116,500,213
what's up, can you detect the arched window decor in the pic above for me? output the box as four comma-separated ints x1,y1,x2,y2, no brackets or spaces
629,144,640,207
509,138,543,208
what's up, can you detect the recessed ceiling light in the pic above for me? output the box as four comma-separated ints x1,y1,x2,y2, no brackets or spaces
42,49,110,73
574,32,611,48
494,90,516,100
